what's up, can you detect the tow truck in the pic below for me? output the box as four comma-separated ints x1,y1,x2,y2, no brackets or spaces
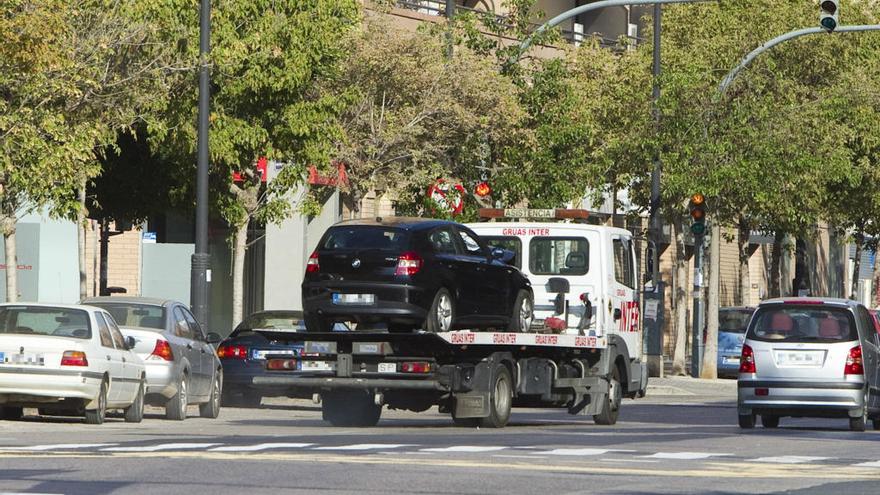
253,209,648,427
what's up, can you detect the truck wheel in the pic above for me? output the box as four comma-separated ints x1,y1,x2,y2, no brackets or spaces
593,366,621,425
322,391,381,427
506,290,534,333
479,365,513,428
0,406,23,420
426,288,454,333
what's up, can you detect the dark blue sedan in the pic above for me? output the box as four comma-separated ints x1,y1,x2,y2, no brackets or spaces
716,307,755,378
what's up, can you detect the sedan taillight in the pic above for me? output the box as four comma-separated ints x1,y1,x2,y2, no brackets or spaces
150,340,174,361
61,351,88,367
218,344,248,360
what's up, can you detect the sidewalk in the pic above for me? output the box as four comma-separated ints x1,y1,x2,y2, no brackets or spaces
645,375,738,399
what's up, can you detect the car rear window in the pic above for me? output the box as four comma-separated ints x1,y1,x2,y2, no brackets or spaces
746,305,857,342
719,309,753,334
89,303,165,331
321,226,409,251
483,236,522,269
0,307,92,339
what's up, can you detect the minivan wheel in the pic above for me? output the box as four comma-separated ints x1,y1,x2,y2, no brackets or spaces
426,288,454,333
761,415,779,428
850,410,867,432
507,290,534,333
738,413,756,429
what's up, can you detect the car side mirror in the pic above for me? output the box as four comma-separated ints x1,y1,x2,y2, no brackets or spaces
206,332,222,344
124,336,137,351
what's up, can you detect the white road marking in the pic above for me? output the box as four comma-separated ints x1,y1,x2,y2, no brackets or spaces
492,454,547,459
749,456,829,464
645,452,732,460
314,444,413,451
540,448,635,456
421,446,508,453
853,461,880,468
600,458,659,464
210,443,314,452
1,443,117,451
103,443,222,452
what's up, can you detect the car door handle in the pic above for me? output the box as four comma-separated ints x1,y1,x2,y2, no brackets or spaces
186,343,194,350
122,357,126,363
106,355,111,361
200,348,206,354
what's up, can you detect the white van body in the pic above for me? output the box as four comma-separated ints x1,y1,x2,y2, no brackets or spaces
467,222,642,362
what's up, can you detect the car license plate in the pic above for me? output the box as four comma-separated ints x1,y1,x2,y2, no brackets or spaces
301,360,335,371
377,362,396,373
332,293,375,305
722,356,740,365
1,353,44,366
252,349,297,360
776,350,824,367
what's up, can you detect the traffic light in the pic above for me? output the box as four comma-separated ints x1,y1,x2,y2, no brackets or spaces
820,0,838,33
688,193,707,236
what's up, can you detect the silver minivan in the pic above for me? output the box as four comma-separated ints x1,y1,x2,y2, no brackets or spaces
738,298,880,431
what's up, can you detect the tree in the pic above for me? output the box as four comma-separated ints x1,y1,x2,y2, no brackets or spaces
154,0,360,326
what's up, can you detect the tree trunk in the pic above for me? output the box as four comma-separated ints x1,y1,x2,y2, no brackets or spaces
671,217,689,376
769,231,784,298
737,217,751,306
231,218,249,328
2,215,17,302
701,222,720,379
851,235,863,300
873,247,880,308
77,182,88,300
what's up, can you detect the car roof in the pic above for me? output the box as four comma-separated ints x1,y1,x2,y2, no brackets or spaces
758,297,858,308
246,310,303,318
0,302,103,313
332,217,459,231
81,296,176,307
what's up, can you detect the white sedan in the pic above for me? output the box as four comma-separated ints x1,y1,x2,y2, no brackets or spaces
0,303,145,424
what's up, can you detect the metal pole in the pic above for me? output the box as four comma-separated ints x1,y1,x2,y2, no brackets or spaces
516,0,715,60
444,0,455,58
191,0,212,328
690,231,704,378
717,24,880,99
649,3,661,286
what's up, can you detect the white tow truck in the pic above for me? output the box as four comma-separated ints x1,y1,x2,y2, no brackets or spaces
254,209,648,427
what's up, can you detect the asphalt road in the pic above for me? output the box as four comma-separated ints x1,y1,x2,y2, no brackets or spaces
2,378,880,495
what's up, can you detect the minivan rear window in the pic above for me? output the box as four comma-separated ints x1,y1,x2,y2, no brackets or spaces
746,306,857,342
321,226,409,251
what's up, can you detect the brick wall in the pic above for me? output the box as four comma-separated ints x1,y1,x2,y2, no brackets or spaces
82,221,142,298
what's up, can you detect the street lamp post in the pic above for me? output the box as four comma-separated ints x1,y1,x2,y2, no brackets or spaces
191,0,212,328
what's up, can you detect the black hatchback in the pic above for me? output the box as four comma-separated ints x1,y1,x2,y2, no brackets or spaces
302,217,533,333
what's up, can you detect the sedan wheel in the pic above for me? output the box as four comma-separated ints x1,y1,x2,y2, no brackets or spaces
166,374,188,421
199,373,222,419
85,381,108,425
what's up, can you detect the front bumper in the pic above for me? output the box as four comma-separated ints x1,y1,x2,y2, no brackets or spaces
738,379,865,418
0,367,102,404
302,282,428,324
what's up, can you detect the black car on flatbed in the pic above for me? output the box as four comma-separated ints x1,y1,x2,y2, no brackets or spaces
302,217,533,333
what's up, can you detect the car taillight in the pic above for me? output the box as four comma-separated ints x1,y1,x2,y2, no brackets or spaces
400,361,432,373
218,344,248,360
395,252,423,276
845,345,864,376
266,358,298,370
150,340,174,361
60,351,88,366
739,344,756,373
306,251,320,273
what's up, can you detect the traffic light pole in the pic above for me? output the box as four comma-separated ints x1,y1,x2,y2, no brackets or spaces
691,231,704,378
191,0,212,329
717,24,880,99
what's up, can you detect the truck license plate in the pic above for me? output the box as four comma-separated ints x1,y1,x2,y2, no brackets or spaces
377,362,396,373
301,360,335,371
332,293,375,305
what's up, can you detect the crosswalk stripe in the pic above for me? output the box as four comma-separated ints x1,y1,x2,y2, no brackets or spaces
853,461,880,468
314,444,413,451
749,456,829,464
541,448,634,456
2,443,117,451
421,446,507,453
210,443,314,452
645,452,731,460
103,443,222,452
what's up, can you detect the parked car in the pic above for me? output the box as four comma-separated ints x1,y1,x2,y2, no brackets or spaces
738,297,880,431
302,217,533,333
0,303,145,424
81,297,223,420
219,310,307,407
716,307,755,378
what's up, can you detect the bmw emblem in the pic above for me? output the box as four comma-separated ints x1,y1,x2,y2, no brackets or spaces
351,258,361,268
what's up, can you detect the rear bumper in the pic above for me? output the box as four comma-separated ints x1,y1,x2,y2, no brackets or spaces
302,282,429,324
0,367,102,404
738,379,865,417
143,360,177,399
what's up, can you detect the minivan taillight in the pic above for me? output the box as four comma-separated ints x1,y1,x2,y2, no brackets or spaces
306,251,320,273
150,339,174,361
61,351,88,366
395,252,423,276
739,344,756,373
845,345,864,376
